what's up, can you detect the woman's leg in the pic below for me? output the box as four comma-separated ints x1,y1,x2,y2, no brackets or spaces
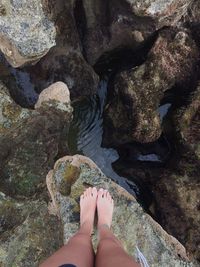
95,189,140,267
40,187,97,267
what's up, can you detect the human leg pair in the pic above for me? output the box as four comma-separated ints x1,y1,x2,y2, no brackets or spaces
40,187,140,267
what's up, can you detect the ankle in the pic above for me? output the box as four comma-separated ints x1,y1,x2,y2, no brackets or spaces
98,223,110,230
80,221,93,235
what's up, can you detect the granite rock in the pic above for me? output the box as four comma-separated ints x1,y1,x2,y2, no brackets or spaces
46,154,195,267
0,82,73,197
0,0,56,67
82,0,190,64
0,192,62,267
0,81,31,134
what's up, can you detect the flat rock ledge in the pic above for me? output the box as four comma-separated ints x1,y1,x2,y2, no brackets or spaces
47,155,197,267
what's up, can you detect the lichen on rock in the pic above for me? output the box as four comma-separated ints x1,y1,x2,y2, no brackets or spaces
0,82,73,197
46,154,194,267
0,81,31,134
0,192,63,267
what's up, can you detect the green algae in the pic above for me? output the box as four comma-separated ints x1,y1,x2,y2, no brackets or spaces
58,163,81,196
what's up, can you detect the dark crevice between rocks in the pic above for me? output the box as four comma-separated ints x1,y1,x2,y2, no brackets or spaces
73,0,87,57
0,52,38,108
94,28,160,76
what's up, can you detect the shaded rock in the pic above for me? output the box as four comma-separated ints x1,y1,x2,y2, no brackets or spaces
0,53,38,108
0,192,62,267
0,0,56,67
174,83,200,160
182,0,200,45
46,154,194,267
153,156,200,263
0,81,31,134
29,0,99,99
103,28,198,146
81,0,191,64
112,144,200,262
0,82,73,197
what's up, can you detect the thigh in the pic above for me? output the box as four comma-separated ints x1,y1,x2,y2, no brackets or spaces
40,233,94,267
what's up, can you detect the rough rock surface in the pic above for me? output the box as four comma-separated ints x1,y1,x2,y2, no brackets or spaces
0,192,62,267
28,0,99,99
0,0,56,67
46,154,195,267
174,83,200,160
117,147,200,264
0,81,31,134
153,153,200,263
114,89,200,263
82,0,190,64
182,0,200,44
0,82,73,197
103,28,198,146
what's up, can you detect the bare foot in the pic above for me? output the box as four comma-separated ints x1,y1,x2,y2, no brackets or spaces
80,187,97,234
97,188,114,229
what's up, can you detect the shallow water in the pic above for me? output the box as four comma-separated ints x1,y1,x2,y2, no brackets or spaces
68,79,142,198
67,76,174,209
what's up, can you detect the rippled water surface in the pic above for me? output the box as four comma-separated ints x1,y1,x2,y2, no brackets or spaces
68,79,141,196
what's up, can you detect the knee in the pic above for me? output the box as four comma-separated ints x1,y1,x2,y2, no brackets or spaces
69,232,91,246
98,237,122,249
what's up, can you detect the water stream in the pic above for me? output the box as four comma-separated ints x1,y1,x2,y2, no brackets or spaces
68,78,142,198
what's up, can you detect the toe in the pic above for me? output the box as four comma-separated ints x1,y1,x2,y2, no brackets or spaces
107,192,111,201
98,188,104,198
88,187,93,196
92,187,97,197
84,189,88,197
103,189,108,198
87,187,91,196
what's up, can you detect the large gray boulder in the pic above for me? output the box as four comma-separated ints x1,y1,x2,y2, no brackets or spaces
46,154,196,267
0,0,56,67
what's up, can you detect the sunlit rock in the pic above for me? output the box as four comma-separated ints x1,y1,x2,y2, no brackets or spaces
0,0,56,67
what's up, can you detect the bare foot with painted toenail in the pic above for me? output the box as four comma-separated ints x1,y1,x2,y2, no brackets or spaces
97,188,114,229
80,187,98,234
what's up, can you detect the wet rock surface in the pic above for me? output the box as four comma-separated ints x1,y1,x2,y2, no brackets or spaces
103,27,198,146
0,0,56,67
46,155,196,267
